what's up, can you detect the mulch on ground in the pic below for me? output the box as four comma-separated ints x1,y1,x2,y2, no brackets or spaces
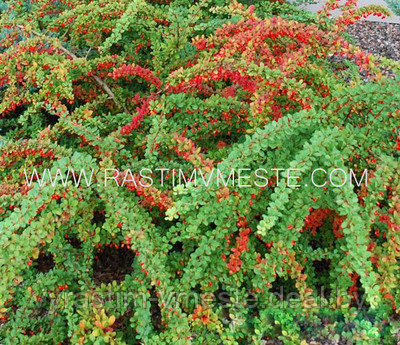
347,21,400,61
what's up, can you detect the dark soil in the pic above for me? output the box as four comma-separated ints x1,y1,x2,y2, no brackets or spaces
113,309,133,330
149,287,162,331
66,235,82,249
34,252,55,273
92,245,135,284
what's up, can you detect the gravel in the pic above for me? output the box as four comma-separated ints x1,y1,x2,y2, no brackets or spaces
347,21,400,61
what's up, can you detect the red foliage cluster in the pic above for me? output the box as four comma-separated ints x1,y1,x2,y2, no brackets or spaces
0,148,55,169
172,133,214,171
227,227,251,274
109,64,162,88
120,173,173,211
120,96,155,135
303,208,344,239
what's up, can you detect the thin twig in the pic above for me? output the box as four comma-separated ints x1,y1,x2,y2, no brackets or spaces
16,25,129,114
85,47,92,59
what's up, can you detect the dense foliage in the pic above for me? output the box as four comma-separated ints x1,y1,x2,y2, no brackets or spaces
0,0,399,344
386,0,400,16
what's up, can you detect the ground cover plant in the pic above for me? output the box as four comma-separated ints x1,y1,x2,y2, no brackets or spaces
0,0,399,344
386,0,400,15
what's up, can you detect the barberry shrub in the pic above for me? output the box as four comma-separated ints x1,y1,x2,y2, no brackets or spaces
0,0,399,344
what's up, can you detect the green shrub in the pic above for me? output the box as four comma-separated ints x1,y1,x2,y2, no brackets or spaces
0,0,399,344
387,0,400,15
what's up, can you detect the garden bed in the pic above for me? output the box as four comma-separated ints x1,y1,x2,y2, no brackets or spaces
348,21,400,60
